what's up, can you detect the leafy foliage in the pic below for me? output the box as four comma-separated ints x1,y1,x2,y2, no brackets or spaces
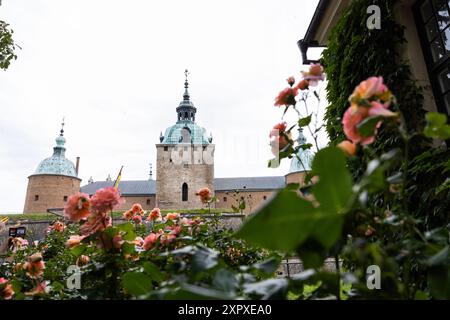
0,20,18,70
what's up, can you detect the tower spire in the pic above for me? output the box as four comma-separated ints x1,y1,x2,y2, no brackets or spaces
183,69,190,101
60,117,65,136
176,69,197,122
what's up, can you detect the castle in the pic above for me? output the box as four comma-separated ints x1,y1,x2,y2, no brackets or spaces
23,72,313,214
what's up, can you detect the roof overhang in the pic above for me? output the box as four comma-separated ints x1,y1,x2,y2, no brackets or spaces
298,0,351,64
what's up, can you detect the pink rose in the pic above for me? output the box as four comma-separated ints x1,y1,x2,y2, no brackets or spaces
143,233,159,251
64,192,91,222
90,187,124,214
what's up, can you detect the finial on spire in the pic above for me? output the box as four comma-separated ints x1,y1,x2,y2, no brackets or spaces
60,117,65,136
185,69,189,84
183,69,190,101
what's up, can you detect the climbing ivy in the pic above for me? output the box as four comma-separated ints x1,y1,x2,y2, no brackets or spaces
322,0,426,149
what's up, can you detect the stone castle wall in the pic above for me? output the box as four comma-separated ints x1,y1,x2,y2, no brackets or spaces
23,175,81,213
214,190,277,214
120,195,156,211
156,144,214,210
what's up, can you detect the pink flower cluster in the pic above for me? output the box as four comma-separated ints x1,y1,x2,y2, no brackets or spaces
147,207,162,222
269,122,291,156
341,76,397,150
0,278,14,300
195,188,213,203
141,216,203,251
64,187,124,237
123,203,145,224
274,63,325,107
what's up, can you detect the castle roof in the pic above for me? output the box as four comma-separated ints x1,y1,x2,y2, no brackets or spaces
161,120,211,144
81,180,157,196
80,176,286,196
32,122,79,179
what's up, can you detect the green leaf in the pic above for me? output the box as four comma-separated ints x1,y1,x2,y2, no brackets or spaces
243,279,288,300
298,115,312,127
117,222,134,234
122,272,153,296
356,115,382,138
212,269,238,293
424,112,450,140
236,189,316,251
311,147,353,214
121,242,135,255
252,257,280,275
143,261,164,282
70,244,86,257
168,283,234,300
426,246,449,267
428,266,450,299
192,245,219,272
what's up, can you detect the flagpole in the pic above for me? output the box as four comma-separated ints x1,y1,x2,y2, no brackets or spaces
112,165,123,226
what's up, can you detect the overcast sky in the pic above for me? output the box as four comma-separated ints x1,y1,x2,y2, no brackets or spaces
0,0,325,213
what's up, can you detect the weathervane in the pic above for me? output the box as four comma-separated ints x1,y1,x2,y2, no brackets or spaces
60,117,65,136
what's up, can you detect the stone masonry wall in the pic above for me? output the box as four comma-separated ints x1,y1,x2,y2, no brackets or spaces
120,195,156,211
23,175,81,213
156,144,214,210
214,190,277,214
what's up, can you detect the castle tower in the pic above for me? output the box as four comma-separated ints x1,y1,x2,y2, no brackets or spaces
23,121,81,213
156,70,215,209
285,128,314,186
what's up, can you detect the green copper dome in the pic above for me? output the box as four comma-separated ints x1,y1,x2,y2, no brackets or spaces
161,120,211,144
289,128,314,173
159,70,212,145
33,126,78,178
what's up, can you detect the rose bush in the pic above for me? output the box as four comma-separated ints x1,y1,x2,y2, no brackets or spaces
0,187,272,300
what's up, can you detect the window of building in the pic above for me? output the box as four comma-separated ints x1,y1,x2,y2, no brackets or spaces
146,199,151,205
263,195,267,200
63,196,68,202
415,0,450,116
182,183,188,201
181,127,191,143
223,196,227,202
164,146,168,151
34,195,39,201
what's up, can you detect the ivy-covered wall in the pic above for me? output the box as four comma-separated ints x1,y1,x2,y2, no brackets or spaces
321,0,449,229
322,0,425,142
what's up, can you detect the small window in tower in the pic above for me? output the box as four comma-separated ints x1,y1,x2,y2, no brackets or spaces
181,127,191,143
183,163,189,169
146,199,151,205
34,195,39,201
170,159,173,163
223,197,227,202
164,146,168,151
182,183,188,202
63,196,68,202
263,195,267,200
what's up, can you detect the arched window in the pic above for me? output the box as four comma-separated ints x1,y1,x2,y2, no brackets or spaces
181,127,191,143
182,183,188,201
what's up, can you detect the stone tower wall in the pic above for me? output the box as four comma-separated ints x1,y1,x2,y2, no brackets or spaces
23,175,81,213
156,143,214,210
